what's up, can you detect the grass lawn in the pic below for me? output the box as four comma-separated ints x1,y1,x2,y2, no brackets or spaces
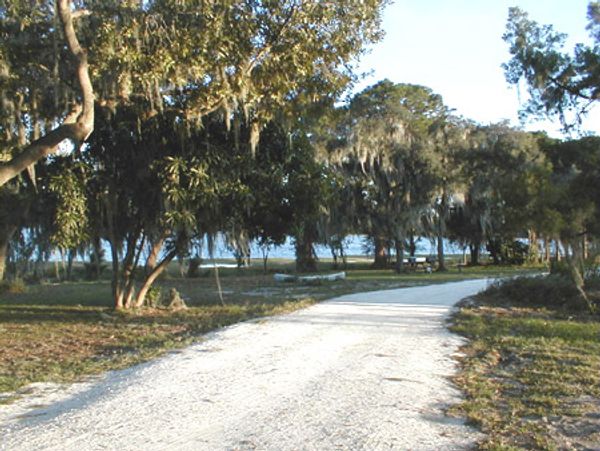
450,280,600,450
0,259,540,401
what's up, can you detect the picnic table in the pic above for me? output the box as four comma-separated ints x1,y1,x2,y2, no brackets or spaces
403,256,434,272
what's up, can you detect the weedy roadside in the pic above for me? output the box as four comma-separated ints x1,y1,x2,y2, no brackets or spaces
450,277,600,450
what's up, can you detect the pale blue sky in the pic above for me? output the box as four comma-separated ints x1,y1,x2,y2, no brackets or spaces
356,0,599,137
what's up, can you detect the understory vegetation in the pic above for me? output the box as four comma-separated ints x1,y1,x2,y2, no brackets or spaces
450,275,600,450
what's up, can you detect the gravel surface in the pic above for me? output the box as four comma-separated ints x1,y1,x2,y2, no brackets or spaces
0,279,491,450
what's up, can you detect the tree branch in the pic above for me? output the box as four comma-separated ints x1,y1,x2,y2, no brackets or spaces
0,0,94,187
548,75,594,101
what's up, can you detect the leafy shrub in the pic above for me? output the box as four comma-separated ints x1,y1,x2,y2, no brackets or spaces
482,275,581,310
550,260,572,278
145,286,162,308
487,239,529,265
0,278,28,294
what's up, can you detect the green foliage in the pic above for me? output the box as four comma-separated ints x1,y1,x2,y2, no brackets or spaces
144,285,162,308
86,0,389,146
49,164,90,250
503,4,600,130
487,240,529,265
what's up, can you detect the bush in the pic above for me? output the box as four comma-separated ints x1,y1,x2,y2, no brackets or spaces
0,278,28,294
483,275,582,310
145,286,162,308
487,239,529,265
550,260,572,278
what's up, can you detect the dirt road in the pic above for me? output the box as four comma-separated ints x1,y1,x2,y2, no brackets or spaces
0,279,490,450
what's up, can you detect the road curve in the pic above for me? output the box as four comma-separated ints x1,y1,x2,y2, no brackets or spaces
0,279,490,451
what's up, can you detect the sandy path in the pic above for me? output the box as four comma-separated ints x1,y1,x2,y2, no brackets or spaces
0,279,490,450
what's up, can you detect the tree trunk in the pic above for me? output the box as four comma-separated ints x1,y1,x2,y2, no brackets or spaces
178,255,185,278
91,236,103,280
527,230,537,262
133,250,178,308
0,0,94,187
555,240,562,262
543,237,550,263
436,189,447,272
395,239,405,274
295,231,317,273
331,246,338,270
0,239,8,281
54,260,61,281
33,253,45,280
373,236,388,268
469,242,480,265
66,249,75,280
0,225,16,281
121,231,145,309
107,208,123,308
408,235,416,257
487,239,500,265
111,252,123,309
234,249,251,268
145,235,165,275
261,246,269,274
436,234,446,272
566,239,595,313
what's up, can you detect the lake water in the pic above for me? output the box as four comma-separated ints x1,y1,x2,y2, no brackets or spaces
208,235,465,260
62,234,465,263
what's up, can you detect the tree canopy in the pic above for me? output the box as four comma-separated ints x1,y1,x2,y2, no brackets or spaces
503,3,600,131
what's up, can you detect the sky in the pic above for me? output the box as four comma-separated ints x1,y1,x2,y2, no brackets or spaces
355,0,600,138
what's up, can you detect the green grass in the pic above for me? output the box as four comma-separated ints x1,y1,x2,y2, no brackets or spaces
0,260,539,400
449,284,600,450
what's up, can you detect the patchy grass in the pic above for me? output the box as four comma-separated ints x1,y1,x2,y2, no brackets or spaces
449,279,600,450
1,261,538,400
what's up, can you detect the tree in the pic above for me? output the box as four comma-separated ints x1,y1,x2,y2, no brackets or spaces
86,0,389,156
450,124,543,265
0,0,94,277
504,4,600,311
2,0,388,305
82,105,237,309
0,0,94,187
427,116,470,271
503,3,600,131
538,136,600,311
1,0,387,189
339,80,448,272
238,122,293,273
